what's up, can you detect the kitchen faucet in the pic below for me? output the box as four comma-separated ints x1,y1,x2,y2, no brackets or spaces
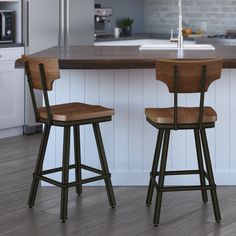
170,0,183,49
177,0,183,49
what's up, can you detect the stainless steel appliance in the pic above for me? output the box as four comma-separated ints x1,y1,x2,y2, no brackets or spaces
195,31,236,46
22,0,94,133
0,10,14,43
94,4,113,38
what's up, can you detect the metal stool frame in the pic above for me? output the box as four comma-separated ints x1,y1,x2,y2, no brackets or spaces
146,63,221,226
25,61,116,222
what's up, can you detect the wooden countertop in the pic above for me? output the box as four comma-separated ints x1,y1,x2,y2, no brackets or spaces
16,45,236,69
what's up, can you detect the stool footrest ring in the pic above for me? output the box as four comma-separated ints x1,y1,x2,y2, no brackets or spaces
41,164,103,175
150,176,216,192
158,185,216,192
33,163,111,189
152,169,201,176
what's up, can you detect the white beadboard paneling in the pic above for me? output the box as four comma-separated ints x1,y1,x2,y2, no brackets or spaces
205,82,216,170
157,80,173,170
229,69,236,171
128,70,143,171
55,70,71,168
44,81,56,171
171,94,187,171
142,69,157,171
186,94,199,171
70,70,86,164
70,70,85,102
215,69,230,171
43,127,56,171
84,70,100,169
42,68,236,186
113,70,129,172
99,70,115,171
55,70,71,104
157,81,171,108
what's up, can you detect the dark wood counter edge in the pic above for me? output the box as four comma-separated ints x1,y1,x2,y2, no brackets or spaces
61,59,236,69
15,58,236,70
15,45,236,69
60,59,157,69
15,58,157,69
223,60,236,69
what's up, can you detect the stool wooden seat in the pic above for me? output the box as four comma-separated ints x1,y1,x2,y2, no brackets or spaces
145,106,217,125
38,102,114,122
22,55,116,222
145,59,222,226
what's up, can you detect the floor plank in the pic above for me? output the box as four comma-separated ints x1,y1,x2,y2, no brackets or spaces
0,134,236,236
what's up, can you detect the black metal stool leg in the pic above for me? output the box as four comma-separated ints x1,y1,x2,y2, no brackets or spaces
74,125,82,196
200,129,221,223
146,129,164,206
60,127,71,222
194,129,208,203
93,123,116,208
28,124,51,208
153,130,170,226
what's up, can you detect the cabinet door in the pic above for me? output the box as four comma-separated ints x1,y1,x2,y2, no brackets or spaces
0,62,24,129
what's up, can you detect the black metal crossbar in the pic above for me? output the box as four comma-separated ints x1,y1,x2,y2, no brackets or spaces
153,170,200,176
34,171,110,189
41,164,103,176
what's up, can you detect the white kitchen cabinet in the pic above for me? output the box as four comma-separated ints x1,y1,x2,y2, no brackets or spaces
0,47,24,138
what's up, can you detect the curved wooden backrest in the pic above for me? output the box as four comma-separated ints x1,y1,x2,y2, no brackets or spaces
156,59,223,93
22,55,60,91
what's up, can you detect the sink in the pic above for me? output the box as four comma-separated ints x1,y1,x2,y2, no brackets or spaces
139,44,215,50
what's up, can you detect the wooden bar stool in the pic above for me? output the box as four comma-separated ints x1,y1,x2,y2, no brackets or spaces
145,59,222,226
22,55,116,222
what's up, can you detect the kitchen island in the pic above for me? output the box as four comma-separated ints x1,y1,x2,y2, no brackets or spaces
19,45,236,69
18,45,236,185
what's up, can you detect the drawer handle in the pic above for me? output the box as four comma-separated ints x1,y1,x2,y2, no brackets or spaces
0,55,2,58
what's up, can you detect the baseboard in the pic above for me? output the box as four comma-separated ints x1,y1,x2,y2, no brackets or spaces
109,171,236,186
0,126,23,139
41,170,236,186
23,124,42,134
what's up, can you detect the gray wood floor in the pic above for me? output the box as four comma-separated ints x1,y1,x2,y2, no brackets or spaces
1,134,236,236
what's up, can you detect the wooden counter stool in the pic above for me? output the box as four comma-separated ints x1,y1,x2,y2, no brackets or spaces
22,55,116,222
145,59,222,226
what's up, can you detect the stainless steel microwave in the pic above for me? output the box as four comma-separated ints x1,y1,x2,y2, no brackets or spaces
0,10,14,43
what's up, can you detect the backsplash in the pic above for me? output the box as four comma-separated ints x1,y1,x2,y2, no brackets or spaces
95,0,144,34
144,0,236,35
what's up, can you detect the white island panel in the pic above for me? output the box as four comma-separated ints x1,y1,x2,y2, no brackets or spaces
43,69,236,185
